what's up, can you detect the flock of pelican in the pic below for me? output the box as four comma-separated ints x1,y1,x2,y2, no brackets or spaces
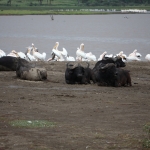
0,42,150,62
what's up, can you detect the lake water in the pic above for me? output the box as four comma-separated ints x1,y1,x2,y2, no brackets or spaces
0,14,150,60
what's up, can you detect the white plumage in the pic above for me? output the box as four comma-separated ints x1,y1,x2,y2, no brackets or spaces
129,49,137,57
66,55,75,61
127,49,141,61
116,51,127,62
105,54,114,58
52,48,65,61
62,48,75,61
0,49,6,58
7,50,19,57
7,50,28,60
136,52,142,58
126,55,141,61
18,52,28,60
145,54,150,61
85,52,96,61
50,42,67,61
26,47,37,61
32,49,46,61
76,43,87,61
32,43,46,61
129,49,142,58
116,51,127,58
98,51,107,61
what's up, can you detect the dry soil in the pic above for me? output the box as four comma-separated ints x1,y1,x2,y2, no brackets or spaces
0,61,150,150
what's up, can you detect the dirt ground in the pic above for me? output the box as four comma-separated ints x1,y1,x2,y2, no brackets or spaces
0,61,150,150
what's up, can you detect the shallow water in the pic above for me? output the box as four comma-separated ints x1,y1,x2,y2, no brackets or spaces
0,14,150,60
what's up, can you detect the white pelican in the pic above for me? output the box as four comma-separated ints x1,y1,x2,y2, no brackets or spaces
51,42,67,61
52,49,65,61
145,54,150,61
60,47,68,56
127,49,141,61
32,48,46,61
98,51,107,61
116,51,127,62
53,42,59,50
26,47,37,61
31,43,38,52
129,49,142,57
117,51,124,56
17,52,28,60
85,52,96,61
129,49,137,57
31,43,46,61
76,43,87,61
53,42,68,56
0,49,6,58
7,50,19,57
129,49,142,58
126,55,141,61
7,50,28,60
116,51,127,58
62,48,75,61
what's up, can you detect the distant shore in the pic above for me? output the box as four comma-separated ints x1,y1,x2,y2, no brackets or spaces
0,6,150,15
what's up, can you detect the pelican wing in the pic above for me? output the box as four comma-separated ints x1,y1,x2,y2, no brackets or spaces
0,49,6,57
76,49,87,59
33,52,45,61
52,49,62,58
61,48,68,57
86,53,96,61
18,52,27,59
27,53,37,61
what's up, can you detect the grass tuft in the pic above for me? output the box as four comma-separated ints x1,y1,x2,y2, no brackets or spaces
143,139,150,148
143,123,150,148
10,120,56,128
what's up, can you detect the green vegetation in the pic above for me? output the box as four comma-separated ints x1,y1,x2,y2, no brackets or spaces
0,0,150,15
10,120,56,128
1,0,150,7
143,123,150,148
